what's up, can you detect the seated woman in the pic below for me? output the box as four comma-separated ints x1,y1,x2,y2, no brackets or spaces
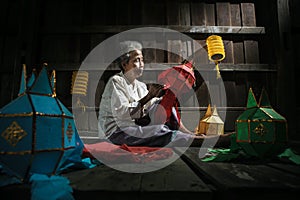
98,41,205,146
98,40,230,148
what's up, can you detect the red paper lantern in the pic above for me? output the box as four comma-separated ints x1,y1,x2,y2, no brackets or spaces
153,61,195,126
157,61,195,96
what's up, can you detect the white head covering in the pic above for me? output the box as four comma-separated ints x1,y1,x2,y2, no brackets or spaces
119,41,142,55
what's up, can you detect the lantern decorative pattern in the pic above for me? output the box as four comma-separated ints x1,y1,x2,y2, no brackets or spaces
157,60,195,96
195,104,224,135
0,65,79,181
153,60,195,126
235,88,288,158
206,35,225,79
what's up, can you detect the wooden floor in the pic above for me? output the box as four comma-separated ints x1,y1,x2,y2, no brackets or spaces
1,146,300,200
178,147,300,200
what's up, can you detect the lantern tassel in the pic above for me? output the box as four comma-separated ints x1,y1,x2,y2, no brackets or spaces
215,62,221,79
75,97,86,112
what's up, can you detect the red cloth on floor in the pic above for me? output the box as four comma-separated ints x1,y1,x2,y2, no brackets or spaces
82,141,174,164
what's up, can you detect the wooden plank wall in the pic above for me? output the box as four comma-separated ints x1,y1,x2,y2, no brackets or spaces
290,0,300,137
0,1,20,106
0,0,284,135
277,0,299,140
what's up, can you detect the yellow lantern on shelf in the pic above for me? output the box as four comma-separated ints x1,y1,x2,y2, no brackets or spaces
71,71,89,96
71,71,89,112
206,35,226,79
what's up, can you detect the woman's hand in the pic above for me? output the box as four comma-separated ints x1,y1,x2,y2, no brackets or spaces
147,83,165,98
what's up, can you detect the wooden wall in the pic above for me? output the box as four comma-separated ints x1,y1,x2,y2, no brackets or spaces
0,0,298,140
290,0,300,140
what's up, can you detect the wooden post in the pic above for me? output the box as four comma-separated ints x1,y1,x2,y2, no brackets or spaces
205,4,216,26
277,0,296,139
230,4,241,26
191,2,206,26
241,3,256,26
216,2,231,26
142,40,156,63
141,1,165,25
223,40,234,64
166,1,190,25
233,41,245,64
167,40,183,63
10,0,26,101
193,40,208,65
244,40,260,63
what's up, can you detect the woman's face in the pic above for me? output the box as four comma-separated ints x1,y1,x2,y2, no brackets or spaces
123,49,144,79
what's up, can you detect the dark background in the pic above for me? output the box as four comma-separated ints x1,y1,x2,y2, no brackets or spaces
0,0,299,141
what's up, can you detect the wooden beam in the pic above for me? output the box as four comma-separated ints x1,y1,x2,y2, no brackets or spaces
40,25,266,34
277,0,296,139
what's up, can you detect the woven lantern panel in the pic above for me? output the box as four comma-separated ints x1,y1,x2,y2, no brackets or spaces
195,104,224,135
157,61,195,96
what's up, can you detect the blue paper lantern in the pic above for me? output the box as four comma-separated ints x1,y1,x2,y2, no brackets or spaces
0,65,80,181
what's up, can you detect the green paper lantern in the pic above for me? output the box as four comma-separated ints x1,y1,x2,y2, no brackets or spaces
235,88,288,158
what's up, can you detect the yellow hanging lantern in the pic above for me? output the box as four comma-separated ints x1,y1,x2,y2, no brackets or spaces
71,71,89,112
206,35,225,79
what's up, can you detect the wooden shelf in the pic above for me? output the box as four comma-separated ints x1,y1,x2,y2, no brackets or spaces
50,63,276,72
40,25,265,35
179,107,246,112
71,106,246,113
144,63,276,72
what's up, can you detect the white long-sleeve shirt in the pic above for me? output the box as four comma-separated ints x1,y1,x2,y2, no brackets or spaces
98,72,158,138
